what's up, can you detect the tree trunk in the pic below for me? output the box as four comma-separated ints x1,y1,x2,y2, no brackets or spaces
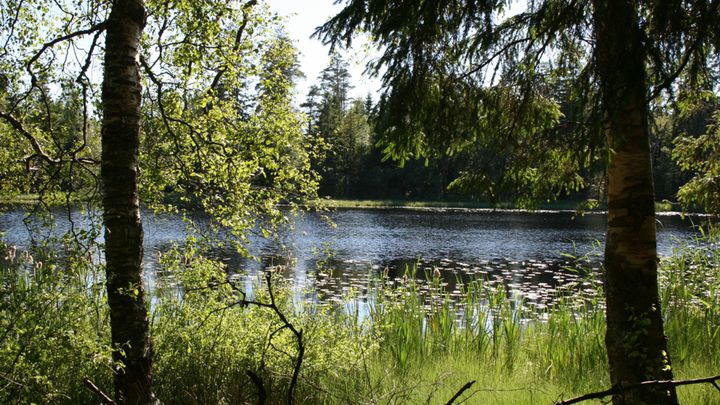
593,1,678,404
101,0,158,403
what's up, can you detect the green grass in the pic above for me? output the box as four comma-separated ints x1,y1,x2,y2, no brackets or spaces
0,191,99,206
0,193,41,205
315,233,720,403
1,230,719,404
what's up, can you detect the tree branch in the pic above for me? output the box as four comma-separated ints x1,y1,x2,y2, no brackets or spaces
207,0,258,94
555,375,720,404
195,270,304,405
26,22,107,85
646,0,720,101
246,369,267,405
259,270,304,405
0,110,59,164
83,377,116,404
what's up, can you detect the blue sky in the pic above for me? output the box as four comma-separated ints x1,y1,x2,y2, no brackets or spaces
265,0,381,103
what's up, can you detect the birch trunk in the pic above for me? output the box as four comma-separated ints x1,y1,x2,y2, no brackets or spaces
593,0,678,403
101,0,158,403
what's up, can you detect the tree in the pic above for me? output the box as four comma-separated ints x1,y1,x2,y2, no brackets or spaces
304,53,357,196
593,3,676,403
100,1,158,403
317,0,719,402
139,6,319,252
335,99,372,195
1,0,319,402
301,85,323,133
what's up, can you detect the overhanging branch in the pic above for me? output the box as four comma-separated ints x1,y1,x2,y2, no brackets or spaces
207,0,258,94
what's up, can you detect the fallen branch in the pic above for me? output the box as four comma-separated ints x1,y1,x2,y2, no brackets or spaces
445,380,476,405
82,377,115,404
555,375,720,404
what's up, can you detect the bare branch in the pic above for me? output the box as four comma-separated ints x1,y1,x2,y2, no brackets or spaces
25,22,107,84
83,377,116,404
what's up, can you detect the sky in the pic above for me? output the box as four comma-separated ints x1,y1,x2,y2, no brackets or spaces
264,0,382,103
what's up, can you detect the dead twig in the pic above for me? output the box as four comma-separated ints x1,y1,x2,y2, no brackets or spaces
555,374,720,404
82,377,115,404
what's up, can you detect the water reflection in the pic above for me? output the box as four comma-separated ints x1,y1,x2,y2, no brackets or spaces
0,207,703,312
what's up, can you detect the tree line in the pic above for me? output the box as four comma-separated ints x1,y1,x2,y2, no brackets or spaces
304,53,719,208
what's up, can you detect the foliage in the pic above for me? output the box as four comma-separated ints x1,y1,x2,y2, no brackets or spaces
0,238,113,404
315,0,720,205
0,0,321,251
137,3,320,253
0,0,106,203
673,108,720,215
1,232,719,403
0,239,379,404
152,248,378,403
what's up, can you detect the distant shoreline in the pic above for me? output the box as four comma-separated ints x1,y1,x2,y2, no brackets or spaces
309,198,702,215
3,195,709,217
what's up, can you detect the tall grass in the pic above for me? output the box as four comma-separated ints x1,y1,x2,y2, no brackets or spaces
1,229,719,404
318,229,720,404
318,272,610,403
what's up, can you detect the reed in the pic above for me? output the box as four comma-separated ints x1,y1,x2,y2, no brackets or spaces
319,228,720,403
1,228,718,404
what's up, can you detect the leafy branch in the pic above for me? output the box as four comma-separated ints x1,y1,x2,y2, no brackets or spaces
0,111,60,165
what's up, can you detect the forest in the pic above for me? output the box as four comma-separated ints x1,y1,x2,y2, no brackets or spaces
303,53,716,205
0,0,719,404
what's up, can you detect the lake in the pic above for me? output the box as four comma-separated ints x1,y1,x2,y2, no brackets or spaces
0,207,703,309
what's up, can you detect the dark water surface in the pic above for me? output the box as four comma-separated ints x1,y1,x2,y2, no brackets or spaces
0,207,703,308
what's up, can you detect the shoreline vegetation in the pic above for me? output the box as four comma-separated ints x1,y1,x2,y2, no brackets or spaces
311,198,684,214
0,195,697,215
1,229,718,403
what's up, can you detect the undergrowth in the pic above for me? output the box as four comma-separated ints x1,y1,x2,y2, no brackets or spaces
0,228,718,404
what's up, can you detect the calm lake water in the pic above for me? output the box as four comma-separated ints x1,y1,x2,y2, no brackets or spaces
0,207,703,308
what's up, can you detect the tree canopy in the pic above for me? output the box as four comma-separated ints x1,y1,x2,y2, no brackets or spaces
316,0,720,206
